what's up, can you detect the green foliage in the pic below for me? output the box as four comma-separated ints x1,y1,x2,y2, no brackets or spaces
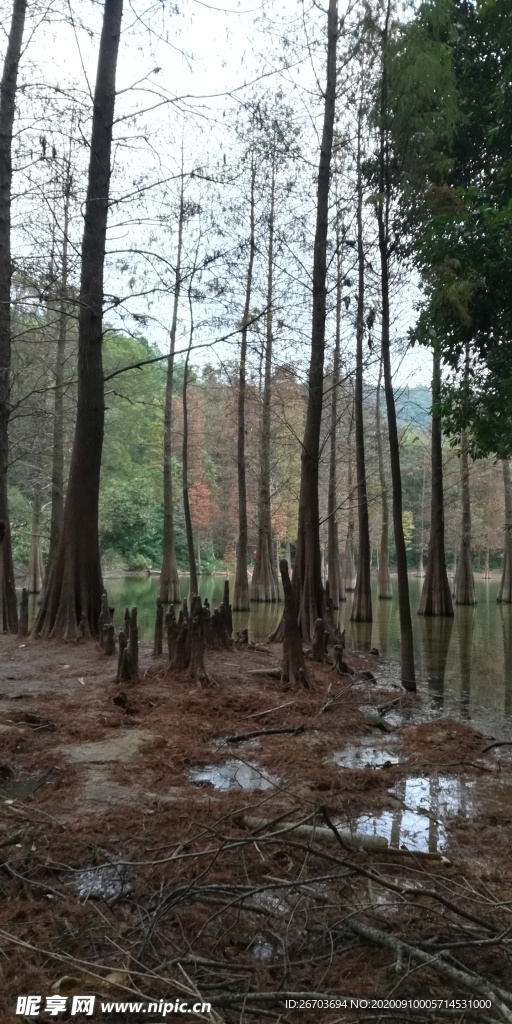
401,0,512,457
8,487,33,564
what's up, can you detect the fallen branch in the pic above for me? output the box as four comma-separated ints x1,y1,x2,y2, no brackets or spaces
346,917,512,1022
247,700,295,718
482,740,512,755
237,814,388,852
221,725,305,744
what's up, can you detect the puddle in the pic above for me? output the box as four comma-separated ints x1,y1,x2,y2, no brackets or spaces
353,773,512,853
189,761,278,790
0,772,49,801
333,735,403,769
354,807,448,853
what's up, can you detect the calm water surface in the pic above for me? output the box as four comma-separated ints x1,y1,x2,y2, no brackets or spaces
25,574,512,726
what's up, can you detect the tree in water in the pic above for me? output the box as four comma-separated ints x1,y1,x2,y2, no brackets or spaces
159,157,184,605
418,347,453,617
454,428,476,604
376,0,416,685
351,109,372,624
285,0,338,640
34,0,124,638
375,356,392,599
233,156,256,611
497,460,512,603
0,0,27,632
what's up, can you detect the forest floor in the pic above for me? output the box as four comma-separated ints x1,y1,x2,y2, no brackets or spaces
1,636,512,1023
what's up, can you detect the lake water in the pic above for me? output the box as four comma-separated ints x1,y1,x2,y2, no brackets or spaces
24,573,512,726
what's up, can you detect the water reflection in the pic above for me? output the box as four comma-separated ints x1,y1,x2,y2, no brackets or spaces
418,616,454,707
456,606,476,718
17,574,512,720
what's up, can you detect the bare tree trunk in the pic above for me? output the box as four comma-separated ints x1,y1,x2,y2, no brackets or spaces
416,464,426,576
233,159,256,611
327,215,344,607
34,0,123,638
498,459,512,603
351,116,372,624
251,151,279,603
26,485,44,594
183,293,198,598
418,348,453,617
376,356,392,599
159,163,184,605
0,0,27,632
45,160,72,588
288,0,338,641
343,393,356,591
378,0,415,687
455,428,476,605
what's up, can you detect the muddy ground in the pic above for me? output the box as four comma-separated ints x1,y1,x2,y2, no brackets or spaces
1,635,512,1023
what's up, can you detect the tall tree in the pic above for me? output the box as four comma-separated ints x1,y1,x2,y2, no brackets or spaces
251,137,279,603
497,460,512,604
326,210,345,608
34,0,124,638
0,0,27,632
418,347,453,617
233,157,256,612
45,156,73,588
375,356,392,599
289,0,338,640
351,110,372,624
159,164,184,605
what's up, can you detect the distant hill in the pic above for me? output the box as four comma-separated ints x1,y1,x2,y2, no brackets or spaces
395,385,432,427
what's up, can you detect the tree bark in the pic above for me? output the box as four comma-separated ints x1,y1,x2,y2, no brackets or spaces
280,560,310,687
26,485,44,594
351,115,372,623
45,160,72,588
233,159,256,611
343,394,356,591
0,0,27,632
159,160,184,605
418,348,454,617
326,214,344,607
378,0,416,687
455,429,476,604
289,0,338,641
34,0,124,638
182,325,198,597
251,150,279,603
376,357,392,599
497,459,512,603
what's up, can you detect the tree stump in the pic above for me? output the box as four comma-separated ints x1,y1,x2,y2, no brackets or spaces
333,631,353,676
188,596,211,685
124,607,130,638
279,560,310,687
117,628,127,682
165,605,178,663
171,613,189,671
98,590,110,648
104,623,116,656
129,607,139,677
18,588,29,637
153,597,163,656
78,612,87,641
